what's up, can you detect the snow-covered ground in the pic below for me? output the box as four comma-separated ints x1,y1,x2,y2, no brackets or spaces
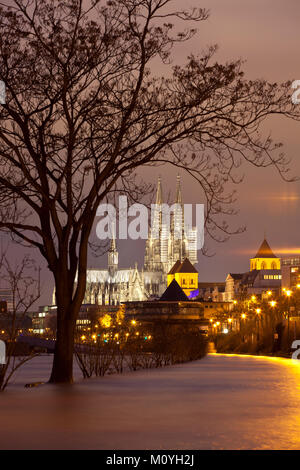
1,353,300,449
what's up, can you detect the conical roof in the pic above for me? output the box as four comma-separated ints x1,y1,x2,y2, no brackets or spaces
160,279,189,301
253,239,277,259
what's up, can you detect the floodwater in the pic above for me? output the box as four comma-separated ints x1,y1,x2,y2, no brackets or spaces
0,354,300,449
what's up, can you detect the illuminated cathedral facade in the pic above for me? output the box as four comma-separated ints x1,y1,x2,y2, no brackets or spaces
144,176,198,274
81,176,198,305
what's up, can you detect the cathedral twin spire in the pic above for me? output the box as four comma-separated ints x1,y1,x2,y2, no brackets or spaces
144,176,197,273
155,174,182,206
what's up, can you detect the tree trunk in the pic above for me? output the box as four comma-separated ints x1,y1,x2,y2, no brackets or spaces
49,305,77,384
48,259,87,384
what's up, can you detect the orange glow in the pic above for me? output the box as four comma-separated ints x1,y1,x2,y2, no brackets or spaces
241,313,246,319
101,314,112,328
276,248,300,255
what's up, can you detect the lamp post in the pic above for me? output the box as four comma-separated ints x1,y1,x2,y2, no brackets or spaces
285,290,292,341
241,313,246,341
256,308,261,342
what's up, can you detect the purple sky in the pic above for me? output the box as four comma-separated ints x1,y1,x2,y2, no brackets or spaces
110,0,300,280
2,0,300,307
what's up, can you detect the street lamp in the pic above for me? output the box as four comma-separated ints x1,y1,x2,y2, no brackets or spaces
285,290,292,339
256,308,262,341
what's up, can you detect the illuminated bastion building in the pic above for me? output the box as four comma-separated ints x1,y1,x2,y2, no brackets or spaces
82,176,198,306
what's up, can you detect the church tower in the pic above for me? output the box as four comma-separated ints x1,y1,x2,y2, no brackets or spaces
108,226,118,277
144,176,198,274
250,238,280,271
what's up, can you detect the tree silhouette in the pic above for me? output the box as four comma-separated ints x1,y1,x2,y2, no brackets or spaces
0,0,299,382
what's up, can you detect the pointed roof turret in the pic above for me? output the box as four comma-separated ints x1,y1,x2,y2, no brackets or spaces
155,176,163,205
109,222,117,252
253,239,277,259
175,175,182,204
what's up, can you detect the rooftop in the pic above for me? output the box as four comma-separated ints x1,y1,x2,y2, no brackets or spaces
253,239,277,259
160,279,189,302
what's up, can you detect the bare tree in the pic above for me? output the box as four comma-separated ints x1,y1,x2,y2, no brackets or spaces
0,254,40,391
0,0,299,383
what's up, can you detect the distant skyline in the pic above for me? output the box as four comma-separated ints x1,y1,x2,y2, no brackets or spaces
2,0,300,307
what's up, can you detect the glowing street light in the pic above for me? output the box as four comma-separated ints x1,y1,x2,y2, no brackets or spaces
241,313,246,319
286,290,292,297
256,308,261,314
270,300,277,307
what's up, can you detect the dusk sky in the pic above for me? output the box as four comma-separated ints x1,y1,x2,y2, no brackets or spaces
2,0,300,307
105,1,300,281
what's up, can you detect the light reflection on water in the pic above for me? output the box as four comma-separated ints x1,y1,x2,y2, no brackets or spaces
1,354,300,449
